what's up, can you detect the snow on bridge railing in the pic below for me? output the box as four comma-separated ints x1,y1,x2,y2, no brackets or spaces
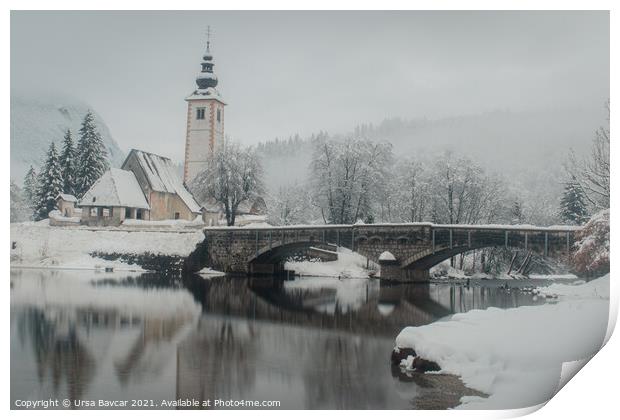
203,222,581,233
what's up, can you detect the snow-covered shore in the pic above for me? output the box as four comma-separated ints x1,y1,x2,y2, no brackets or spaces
10,221,204,271
395,275,610,410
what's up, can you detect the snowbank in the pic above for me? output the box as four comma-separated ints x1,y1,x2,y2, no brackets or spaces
378,251,396,261
395,275,610,409
535,274,609,300
10,222,204,270
284,247,373,279
49,210,80,224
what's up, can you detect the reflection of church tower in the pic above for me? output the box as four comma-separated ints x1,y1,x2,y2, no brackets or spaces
183,29,226,183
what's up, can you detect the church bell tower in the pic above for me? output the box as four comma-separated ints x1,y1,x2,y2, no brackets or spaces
183,28,226,183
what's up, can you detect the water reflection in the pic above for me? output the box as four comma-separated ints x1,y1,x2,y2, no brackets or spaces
11,269,546,409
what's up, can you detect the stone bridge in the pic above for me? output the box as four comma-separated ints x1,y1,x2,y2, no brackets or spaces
187,223,580,282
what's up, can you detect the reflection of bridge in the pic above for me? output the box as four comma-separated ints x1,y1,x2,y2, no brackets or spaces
186,223,579,282
182,275,541,337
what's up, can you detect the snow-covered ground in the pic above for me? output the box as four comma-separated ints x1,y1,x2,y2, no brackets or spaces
395,275,610,410
284,247,375,279
430,259,576,281
10,221,204,271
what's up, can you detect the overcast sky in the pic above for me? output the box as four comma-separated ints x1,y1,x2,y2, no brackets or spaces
11,11,609,162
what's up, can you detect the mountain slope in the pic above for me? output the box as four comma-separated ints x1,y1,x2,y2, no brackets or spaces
10,92,125,183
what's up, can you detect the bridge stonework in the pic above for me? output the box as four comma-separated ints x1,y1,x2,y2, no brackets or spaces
190,224,578,282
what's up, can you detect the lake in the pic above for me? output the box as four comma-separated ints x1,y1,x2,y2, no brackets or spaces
11,269,559,409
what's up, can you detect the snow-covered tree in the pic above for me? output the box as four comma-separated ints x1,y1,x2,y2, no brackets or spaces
75,111,109,196
22,165,38,211
310,135,393,224
559,176,589,225
571,209,609,276
267,183,315,226
566,100,610,210
510,200,524,224
10,181,31,222
190,140,264,226
59,129,77,195
389,157,431,222
34,142,63,220
428,151,502,225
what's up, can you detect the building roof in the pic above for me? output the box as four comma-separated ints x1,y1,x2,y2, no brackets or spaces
78,168,150,210
122,149,202,213
56,193,77,202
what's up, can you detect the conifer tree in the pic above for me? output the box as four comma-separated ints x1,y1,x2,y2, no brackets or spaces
59,129,77,195
559,176,589,225
34,142,64,220
23,165,39,210
75,111,109,196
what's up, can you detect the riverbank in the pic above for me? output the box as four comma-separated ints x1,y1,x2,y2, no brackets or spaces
10,220,205,271
393,275,610,410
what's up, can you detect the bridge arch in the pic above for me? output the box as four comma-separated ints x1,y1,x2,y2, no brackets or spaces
248,240,332,265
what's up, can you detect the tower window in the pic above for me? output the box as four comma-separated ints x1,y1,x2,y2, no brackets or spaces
217,108,221,122
196,108,206,120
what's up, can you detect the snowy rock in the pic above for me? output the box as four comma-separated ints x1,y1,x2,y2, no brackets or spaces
390,346,416,365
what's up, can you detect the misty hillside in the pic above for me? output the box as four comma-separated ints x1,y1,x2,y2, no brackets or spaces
10,92,125,183
258,107,602,195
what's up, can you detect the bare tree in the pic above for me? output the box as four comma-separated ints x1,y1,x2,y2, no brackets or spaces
566,100,610,210
390,157,431,222
310,135,392,224
267,183,315,225
190,140,264,226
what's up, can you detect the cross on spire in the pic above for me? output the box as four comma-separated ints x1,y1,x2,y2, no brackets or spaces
206,25,212,51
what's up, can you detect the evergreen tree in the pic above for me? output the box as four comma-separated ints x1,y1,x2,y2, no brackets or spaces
34,142,64,220
75,111,109,196
559,176,589,225
23,165,39,209
59,129,77,195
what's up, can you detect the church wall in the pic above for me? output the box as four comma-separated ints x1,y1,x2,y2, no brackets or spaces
148,191,198,221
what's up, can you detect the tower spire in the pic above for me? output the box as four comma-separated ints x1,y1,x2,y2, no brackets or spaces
195,26,218,92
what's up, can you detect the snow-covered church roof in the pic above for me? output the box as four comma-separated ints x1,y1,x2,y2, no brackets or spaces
123,149,202,213
78,168,150,210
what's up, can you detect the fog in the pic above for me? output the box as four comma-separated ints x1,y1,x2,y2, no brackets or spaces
11,11,609,162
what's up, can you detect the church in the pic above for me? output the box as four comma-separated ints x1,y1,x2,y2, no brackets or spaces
182,34,267,226
75,34,266,227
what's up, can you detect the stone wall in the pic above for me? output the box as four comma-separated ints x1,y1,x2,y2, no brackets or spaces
92,251,186,273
